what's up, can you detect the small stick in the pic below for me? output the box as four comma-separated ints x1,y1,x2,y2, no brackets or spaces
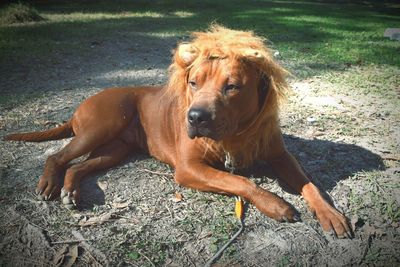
382,155,400,161
137,250,156,267
51,239,90,245
138,168,173,177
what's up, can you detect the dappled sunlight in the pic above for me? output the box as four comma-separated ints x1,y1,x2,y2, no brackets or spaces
43,10,194,23
44,11,165,21
95,68,167,86
172,11,195,18
146,31,182,38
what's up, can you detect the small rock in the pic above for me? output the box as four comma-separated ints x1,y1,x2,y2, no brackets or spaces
306,117,317,123
384,28,400,41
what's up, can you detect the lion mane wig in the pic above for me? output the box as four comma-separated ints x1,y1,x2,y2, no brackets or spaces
167,25,290,167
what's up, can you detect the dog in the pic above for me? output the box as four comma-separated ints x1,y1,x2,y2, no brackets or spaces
5,25,352,238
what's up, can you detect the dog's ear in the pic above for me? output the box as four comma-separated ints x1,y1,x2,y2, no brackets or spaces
241,49,265,63
175,43,199,67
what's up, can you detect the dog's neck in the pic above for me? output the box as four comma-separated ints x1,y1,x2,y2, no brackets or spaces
221,140,254,168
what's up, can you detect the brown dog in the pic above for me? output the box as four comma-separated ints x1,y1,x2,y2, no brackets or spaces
5,26,351,238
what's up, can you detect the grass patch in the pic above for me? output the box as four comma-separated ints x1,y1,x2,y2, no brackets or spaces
349,171,400,223
323,65,400,97
0,0,399,73
0,2,45,25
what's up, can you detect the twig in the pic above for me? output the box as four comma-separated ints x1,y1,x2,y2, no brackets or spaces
382,155,400,161
137,250,156,267
165,203,174,219
359,234,372,265
185,251,196,267
72,230,107,266
204,221,244,267
138,168,173,177
51,239,91,245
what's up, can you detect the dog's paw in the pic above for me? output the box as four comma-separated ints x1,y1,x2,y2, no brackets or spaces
254,193,300,223
281,210,301,223
36,176,61,201
276,204,301,223
315,205,353,239
60,188,78,210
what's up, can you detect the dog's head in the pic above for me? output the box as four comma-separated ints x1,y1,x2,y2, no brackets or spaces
168,25,289,143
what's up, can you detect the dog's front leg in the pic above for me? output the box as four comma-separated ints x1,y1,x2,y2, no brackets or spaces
174,162,299,222
268,150,352,238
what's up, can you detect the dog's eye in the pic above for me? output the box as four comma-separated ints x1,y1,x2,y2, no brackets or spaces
188,80,197,90
224,84,240,95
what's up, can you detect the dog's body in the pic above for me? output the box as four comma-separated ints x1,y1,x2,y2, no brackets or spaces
5,26,351,237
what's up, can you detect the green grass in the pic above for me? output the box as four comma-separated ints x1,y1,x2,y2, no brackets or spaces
0,2,44,25
0,0,399,77
324,65,400,97
349,171,400,223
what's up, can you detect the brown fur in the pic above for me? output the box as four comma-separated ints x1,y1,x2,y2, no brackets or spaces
4,25,352,238
167,25,288,166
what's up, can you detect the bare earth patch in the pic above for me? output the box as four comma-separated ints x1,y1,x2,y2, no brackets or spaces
0,34,399,266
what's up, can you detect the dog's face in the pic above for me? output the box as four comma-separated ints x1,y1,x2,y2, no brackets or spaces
186,58,264,141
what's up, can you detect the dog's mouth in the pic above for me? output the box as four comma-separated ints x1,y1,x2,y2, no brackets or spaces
187,125,212,139
187,123,226,141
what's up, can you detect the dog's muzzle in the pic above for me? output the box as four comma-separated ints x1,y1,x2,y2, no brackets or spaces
187,108,213,139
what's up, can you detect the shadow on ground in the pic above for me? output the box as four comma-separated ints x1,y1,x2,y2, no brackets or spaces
77,134,384,210
240,134,384,194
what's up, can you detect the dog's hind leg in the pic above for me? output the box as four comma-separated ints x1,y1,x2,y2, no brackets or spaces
60,138,132,208
37,134,107,200
37,124,129,198
36,88,139,200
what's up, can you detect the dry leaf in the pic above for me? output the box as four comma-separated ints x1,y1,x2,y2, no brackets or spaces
112,201,131,209
78,213,112,227
173,192,183,202
54,244,78,267
97,181,108,191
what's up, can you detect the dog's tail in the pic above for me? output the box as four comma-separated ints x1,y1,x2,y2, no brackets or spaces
4,120,74,142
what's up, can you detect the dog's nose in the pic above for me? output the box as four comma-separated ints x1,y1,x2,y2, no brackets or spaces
188,108,212,126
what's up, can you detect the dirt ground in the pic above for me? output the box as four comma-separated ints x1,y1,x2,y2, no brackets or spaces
0,32,399,266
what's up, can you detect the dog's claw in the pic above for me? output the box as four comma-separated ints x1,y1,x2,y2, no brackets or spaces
61,188,78,209
293,213,301,222
62,195,72,205
348,231,354,239
60,188,66,198
330,229,338,239
341,229,353,239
